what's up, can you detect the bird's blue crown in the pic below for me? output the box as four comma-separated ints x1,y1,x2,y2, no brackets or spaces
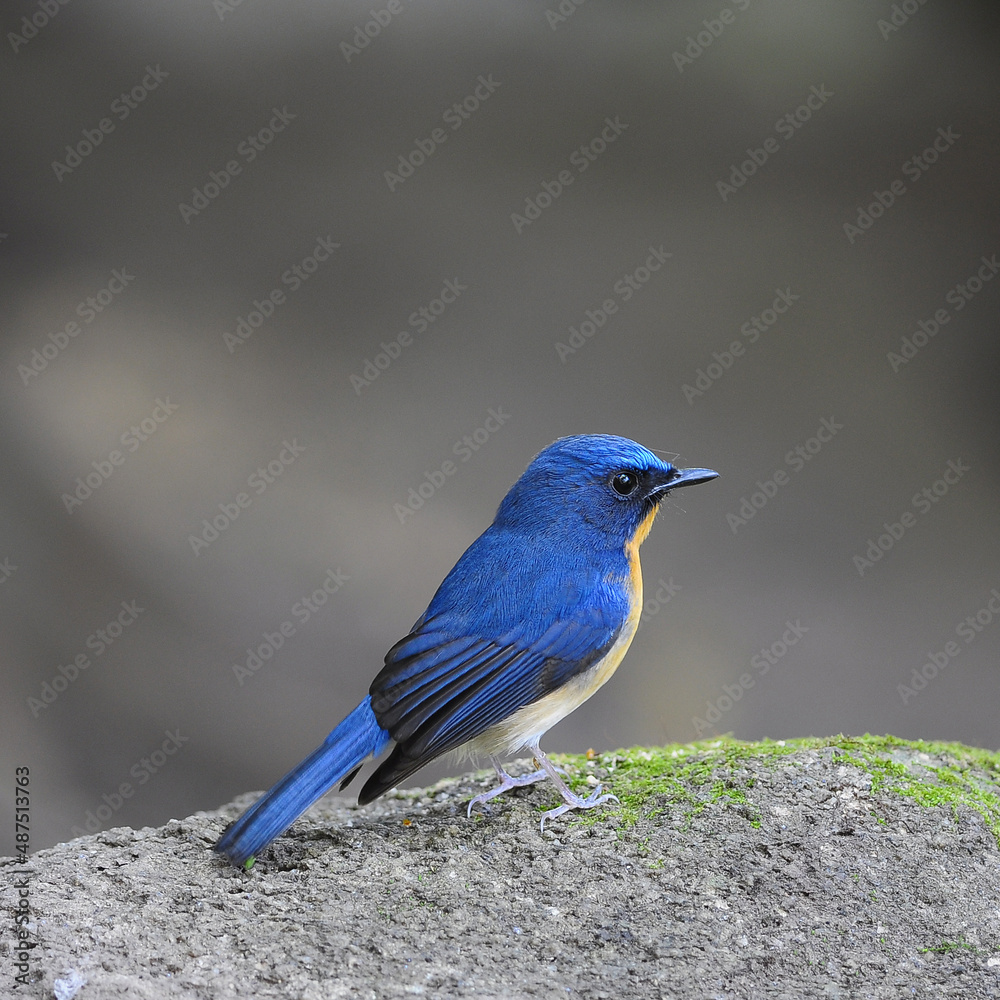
493,434,682,543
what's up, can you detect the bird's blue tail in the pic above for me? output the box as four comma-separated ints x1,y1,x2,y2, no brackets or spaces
215,697,390,867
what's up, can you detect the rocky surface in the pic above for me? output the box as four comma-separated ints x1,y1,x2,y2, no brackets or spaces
4,736,1000,999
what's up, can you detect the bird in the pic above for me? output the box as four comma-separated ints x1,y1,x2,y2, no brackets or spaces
215,434,717,867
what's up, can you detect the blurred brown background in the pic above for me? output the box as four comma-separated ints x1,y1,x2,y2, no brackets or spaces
2,0,998,853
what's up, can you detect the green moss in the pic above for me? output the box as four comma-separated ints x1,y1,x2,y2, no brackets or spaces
545,734,1000,843
919,938,977,955
829,736,1000,845
548,736,797,829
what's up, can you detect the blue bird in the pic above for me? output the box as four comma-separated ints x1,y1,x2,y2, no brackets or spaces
215,434,717,867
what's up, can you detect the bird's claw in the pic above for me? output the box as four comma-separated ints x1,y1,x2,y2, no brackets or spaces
539,785,619,832
466,793,489,818
467,764,550,818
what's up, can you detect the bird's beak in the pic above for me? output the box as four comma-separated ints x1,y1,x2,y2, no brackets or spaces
649,466,719,498
670,467,719,488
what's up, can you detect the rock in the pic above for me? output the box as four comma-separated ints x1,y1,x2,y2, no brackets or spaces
4,736,1000,998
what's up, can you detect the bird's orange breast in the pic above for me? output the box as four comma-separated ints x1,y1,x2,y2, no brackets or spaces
625,503,658,606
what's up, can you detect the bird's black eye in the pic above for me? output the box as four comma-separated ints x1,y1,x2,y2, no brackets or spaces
610,471,640,497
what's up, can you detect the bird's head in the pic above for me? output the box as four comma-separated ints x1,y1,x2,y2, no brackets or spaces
493,434,718,547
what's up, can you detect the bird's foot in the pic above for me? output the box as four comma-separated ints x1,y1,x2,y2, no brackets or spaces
467,761,549,818
466,748,617,828
525,744,619,831
539,786,620,832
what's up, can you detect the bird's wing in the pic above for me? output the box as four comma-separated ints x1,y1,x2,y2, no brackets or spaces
372,613,616,753
358,530,631,802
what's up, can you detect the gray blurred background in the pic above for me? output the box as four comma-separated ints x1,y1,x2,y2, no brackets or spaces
3,0,998,854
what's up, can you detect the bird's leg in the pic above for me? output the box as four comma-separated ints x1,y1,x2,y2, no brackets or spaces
467,756,551,817
527,743,619,831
